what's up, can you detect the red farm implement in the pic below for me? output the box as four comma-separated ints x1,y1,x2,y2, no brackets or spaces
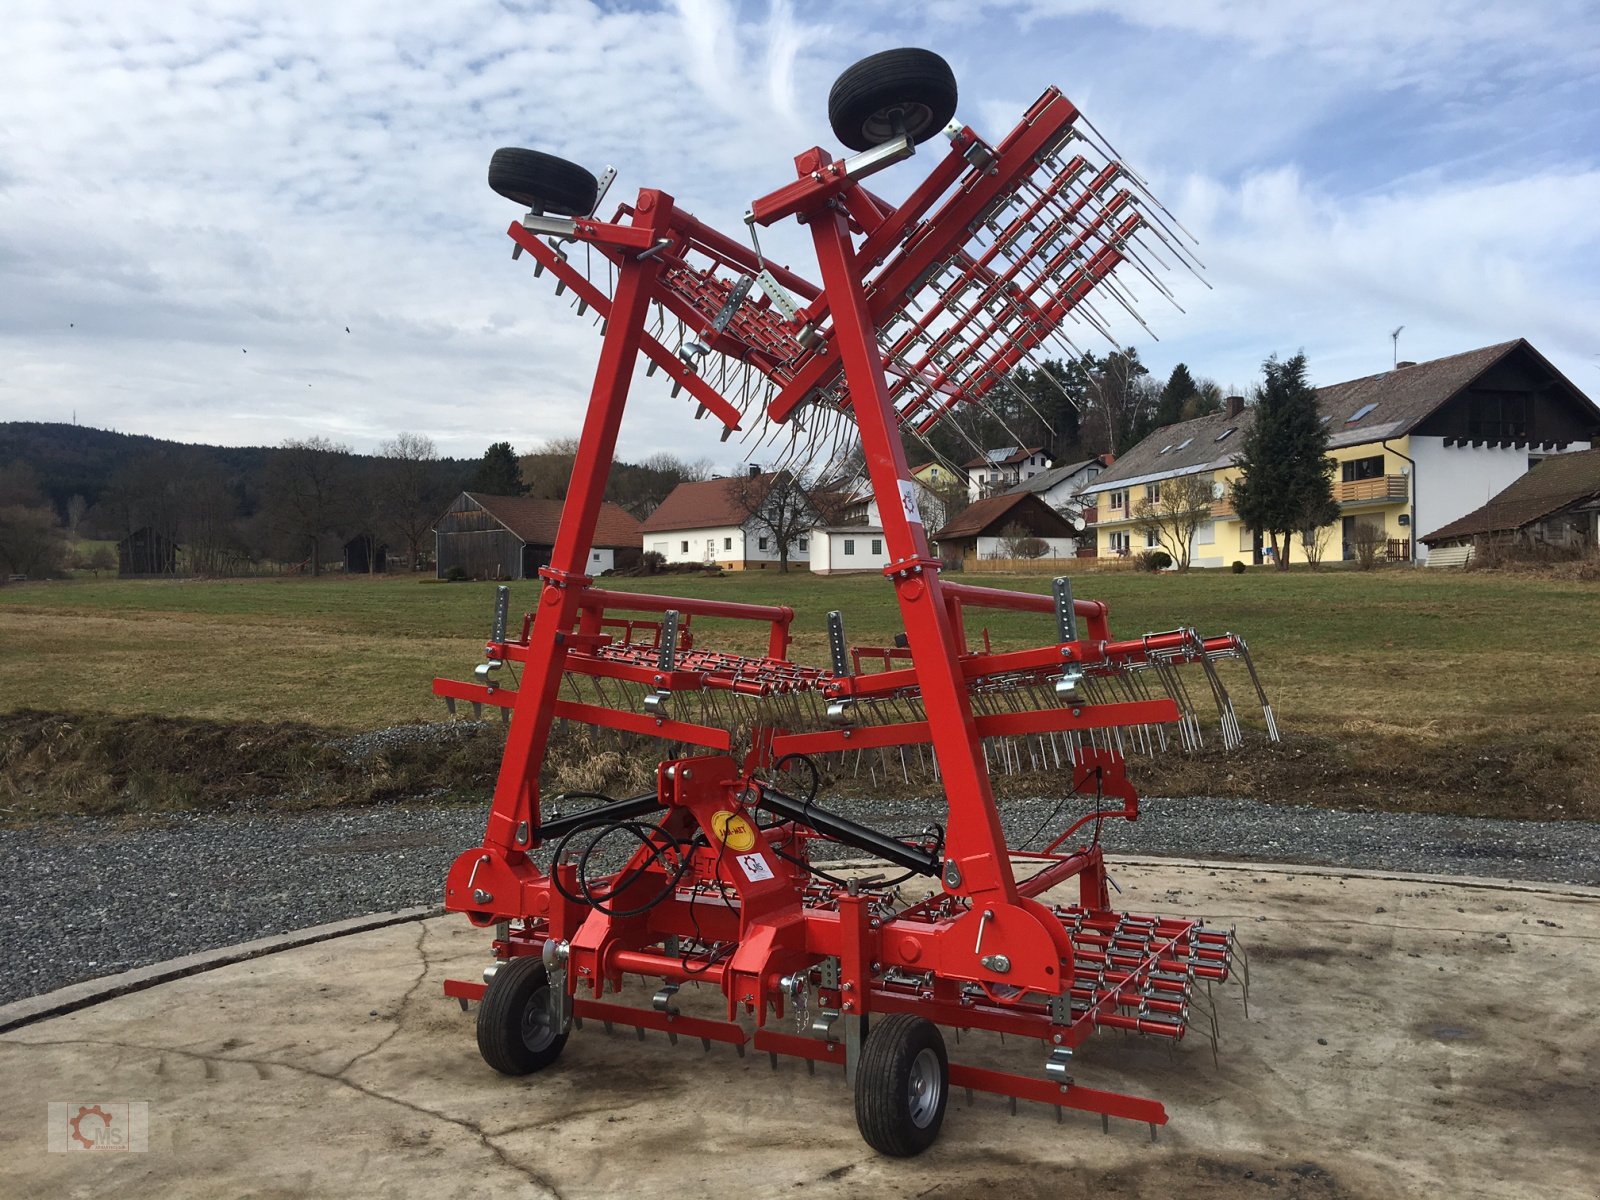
435,48,1275,1156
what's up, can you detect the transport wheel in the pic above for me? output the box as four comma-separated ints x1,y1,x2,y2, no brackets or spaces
854,1013,949,1156
487,147,599,216
476,956,568,1075
827,48,958,152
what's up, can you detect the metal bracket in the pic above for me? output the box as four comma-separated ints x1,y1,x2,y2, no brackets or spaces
707,274,755,336
1052,576,1077,644
492,584,510,643
826,610,851,675
658,609,680,670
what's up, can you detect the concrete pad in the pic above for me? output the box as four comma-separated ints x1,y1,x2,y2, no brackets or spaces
2,860,1596,1199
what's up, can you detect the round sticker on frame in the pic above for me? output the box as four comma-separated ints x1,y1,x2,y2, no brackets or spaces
710,809,758,853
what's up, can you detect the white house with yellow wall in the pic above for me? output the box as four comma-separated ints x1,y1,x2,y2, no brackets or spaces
1087,340,1599,567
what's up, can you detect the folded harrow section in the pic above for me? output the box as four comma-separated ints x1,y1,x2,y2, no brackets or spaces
435,46,1272,1156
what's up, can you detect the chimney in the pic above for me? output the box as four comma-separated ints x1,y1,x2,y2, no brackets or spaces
1225,395,1244,418
1395,360,1416,370
748,464,761,477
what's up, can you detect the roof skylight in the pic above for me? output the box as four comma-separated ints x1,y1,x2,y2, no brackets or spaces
1215,427,1236,442
1346,403,1378,423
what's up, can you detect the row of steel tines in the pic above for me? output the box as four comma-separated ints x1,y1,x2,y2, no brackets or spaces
856,128,1203,445
593,641,828,697
1058,909,1232,1037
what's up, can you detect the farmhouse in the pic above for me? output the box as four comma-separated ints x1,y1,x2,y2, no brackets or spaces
1087,340,1600,566
434,492,641,580
963,445,1052,501
1421,446,1600,566
931,492,1079,566
640,472,819,570
1004,453,1112,513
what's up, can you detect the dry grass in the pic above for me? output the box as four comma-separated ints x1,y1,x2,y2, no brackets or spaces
1,569,1597,820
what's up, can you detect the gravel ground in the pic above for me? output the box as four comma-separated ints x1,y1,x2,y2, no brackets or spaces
3,794,1598,1006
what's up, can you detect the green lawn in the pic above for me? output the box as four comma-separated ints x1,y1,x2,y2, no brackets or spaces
1,566,1596,739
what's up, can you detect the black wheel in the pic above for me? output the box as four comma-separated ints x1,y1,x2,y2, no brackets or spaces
476,956,568,1075
854,1013,949,1156
487,148,599,216
828,48,958,152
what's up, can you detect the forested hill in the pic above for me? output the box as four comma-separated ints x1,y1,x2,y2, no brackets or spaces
0,422,472,517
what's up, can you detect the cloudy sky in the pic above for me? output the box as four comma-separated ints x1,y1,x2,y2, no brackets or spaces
3,0,1598,464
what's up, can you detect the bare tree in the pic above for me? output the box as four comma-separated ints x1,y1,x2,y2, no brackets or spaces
183,466,243,576
379,432,445,571
66,494,87,535
1131,474,1213,571
998,522,1049,559
1350,521,1385,570
265,437,353,575
724,471,820,573
1298,521,1335,569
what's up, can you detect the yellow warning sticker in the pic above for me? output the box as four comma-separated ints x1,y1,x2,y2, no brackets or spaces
710,809,758,853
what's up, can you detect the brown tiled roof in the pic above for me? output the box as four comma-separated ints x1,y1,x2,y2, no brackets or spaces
1092,339,1552,491
963,445,1047,469
1420,448,1600,544
639,474,777,533
932,492,1077,540
468,492,642,548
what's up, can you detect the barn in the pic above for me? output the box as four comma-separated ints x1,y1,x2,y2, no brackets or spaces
434,492,642,580
117,526,178,576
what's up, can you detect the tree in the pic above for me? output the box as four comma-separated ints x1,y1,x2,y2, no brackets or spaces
66,493,87,535
378,433,447,571
0,463,70,579
724,471,819,573
1150,363,1199,432
1132,474,1214,571
264,437,353,576
1228,354,1336,571
1080,348,1156,456
998,522,1049,559
471,441,527,496
1349,521,1385,570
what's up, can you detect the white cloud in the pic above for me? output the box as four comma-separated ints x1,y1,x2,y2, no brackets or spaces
0,0,1596,467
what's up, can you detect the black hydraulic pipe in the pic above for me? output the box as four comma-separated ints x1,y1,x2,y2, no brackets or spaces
755,784,939,876
533,792,661,844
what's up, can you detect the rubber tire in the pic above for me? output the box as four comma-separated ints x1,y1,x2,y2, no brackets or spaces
828,48,958,152
476,956,568,1076
854,1013,950,1156
487,148,599,216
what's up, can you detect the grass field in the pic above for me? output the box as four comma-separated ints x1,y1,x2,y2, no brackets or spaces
2,567,1597,819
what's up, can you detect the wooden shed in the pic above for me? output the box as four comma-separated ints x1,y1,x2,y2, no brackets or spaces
434,492,643,580
117,526,178,576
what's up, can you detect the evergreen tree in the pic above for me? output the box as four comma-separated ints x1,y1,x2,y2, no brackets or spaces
1151,363,1199,430
1229,353,1336,570
470,441,527,496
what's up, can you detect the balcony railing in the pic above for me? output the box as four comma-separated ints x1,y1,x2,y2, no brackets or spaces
1335,475,1408,504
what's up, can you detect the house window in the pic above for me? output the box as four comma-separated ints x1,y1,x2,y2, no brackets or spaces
798,537,808,551
1342,455,1385,482
871,538,882,554
1108,531,1130,554
1195,521,1215,546
1109,489,1127,510
680,540,689,554
592,551,601,561
723,537,733,550
758,536,769,551
1146,530,1160,549
1146,482,1161,503
1240,527,1254,552
844,539,856,555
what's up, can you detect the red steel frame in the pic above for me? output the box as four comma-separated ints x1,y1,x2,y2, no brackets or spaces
437,95,1245,1133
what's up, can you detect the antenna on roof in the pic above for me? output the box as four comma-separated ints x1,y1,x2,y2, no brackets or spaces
1390,325,1405,368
